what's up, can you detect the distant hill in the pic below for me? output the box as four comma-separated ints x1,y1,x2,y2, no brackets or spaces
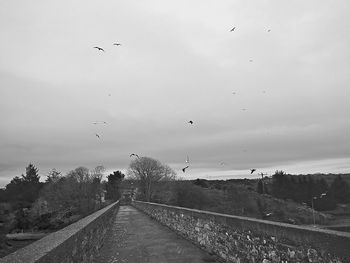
149,179,329,226
297,173,350,185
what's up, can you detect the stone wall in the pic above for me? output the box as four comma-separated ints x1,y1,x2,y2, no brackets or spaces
0,201,119,263
133,201,350,263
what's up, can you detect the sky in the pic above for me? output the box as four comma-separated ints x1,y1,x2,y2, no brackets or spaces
1,0,350,187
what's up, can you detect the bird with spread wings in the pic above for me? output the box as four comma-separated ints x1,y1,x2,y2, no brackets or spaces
93,46,105,52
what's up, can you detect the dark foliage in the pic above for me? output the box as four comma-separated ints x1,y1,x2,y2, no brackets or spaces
4,163,43,208
256,180,264,194
106,171,125,201
269,170,346,211
172,182,212,209
0,188,6,202
328,175,350,203
193,179,209,188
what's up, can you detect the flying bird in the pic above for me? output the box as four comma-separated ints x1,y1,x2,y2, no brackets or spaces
182,166,189,173
249,59,253,62
241,108,247,111
230,27,236,32
188,120,194,124
130,153,140,158
220,162,226,166
92,121,107,125
113,43,121,46
250,169,256,174
95,133,100,139
267,29,271,32
93,46,105,52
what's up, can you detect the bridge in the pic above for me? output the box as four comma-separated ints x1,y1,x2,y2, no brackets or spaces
1,201,350,263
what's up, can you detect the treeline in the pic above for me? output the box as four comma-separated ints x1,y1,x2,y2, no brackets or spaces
269,171,350,210
1,164,43,209
0,163,124,232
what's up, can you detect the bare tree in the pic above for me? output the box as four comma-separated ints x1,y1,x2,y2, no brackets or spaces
91,165,105,182
41,166,105,215
127,157,176,201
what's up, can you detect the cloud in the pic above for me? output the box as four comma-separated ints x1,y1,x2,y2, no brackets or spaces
1,0,350,186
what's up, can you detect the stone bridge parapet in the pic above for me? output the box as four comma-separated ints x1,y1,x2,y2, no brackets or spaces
0,201,119,263
133,201,350,263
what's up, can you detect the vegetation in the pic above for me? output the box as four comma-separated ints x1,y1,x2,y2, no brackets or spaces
40,166,106,218
269,171,350,211
256,180,264,194
1,159,350,256
106,171,125,201
141,179,329,225
0,163,122,257
4,163,43,209
127,156,176,201
129,169,350,226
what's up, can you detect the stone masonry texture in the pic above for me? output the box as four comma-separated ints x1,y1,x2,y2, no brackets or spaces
133,201,350,263
0,201,119,263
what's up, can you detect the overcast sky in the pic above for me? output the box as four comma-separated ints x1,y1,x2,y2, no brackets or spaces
1,0,350,186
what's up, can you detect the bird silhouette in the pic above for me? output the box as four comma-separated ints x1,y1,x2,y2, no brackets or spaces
188,120,194,124
230,27,236,32
249,59,253,62
130,153,140,158
182,166,189,173
95,133,100,139
220,162,226,166
113,43,121,46
267,29,271,32
232,92,236,95
250,169,256,174
92,121,107,125
93,47,105,52
241,108,247,111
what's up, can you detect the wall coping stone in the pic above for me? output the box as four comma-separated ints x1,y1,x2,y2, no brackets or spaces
134,200,350,238
0,201,119,263
133,200,350,260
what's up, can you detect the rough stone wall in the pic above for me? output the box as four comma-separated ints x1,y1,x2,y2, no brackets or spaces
0,201,119,263
133,201,350,263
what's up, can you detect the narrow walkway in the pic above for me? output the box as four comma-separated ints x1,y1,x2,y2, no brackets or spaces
95,206,218,263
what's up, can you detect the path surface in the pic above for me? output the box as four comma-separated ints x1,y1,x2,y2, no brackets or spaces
95,206,219,263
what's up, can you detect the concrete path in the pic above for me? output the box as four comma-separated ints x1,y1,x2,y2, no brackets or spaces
95,206,219,263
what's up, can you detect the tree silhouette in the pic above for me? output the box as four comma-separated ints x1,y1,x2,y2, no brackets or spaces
329,175,350,203
106,171,125,201
5,163,42,207
23,163,40,183
128,157,176,201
